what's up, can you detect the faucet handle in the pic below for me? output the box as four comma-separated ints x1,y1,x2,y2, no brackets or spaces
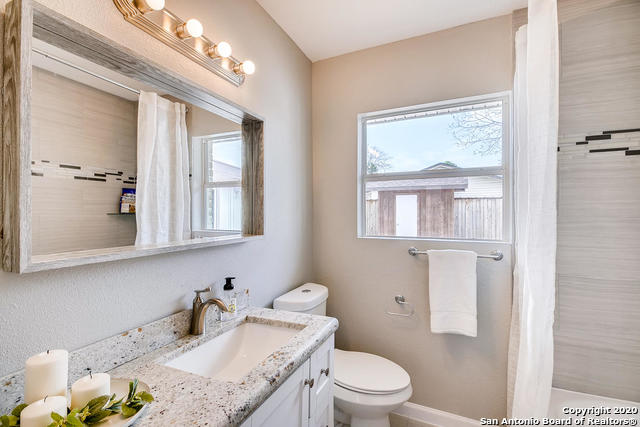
193,287,212,301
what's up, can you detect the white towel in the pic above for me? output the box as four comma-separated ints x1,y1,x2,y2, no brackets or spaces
427,250,478,337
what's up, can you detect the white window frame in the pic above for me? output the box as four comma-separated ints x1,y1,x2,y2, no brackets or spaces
356,91,513,243
192,131,242,237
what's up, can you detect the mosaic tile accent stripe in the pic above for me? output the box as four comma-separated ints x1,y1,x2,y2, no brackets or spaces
559,127,640,159
30,160,136,185
585,134,611,141
604,128,640,134
588,147,628,153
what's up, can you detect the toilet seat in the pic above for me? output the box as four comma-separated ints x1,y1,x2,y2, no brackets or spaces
334,349,411,395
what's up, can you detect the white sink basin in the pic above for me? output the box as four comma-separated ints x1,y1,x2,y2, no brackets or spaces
164,322,300,382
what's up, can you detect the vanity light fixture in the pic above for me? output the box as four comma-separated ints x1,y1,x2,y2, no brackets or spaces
133,0,164,13
112,0,255,86
176,18,204,39
234,60,256,76
207,41,232,59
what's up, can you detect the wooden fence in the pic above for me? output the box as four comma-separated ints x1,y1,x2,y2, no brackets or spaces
453,198,502,240
366,197,502,240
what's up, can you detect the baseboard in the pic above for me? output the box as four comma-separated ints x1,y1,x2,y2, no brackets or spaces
393,402,480,427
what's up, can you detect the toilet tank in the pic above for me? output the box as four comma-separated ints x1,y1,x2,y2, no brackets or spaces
273,283,328,315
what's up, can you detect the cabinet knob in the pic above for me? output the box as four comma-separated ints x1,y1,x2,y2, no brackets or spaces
304,378,314,388
320,367,330,377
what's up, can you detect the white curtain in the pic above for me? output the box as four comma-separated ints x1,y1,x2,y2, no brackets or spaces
508,0,559,417
135,91,191,246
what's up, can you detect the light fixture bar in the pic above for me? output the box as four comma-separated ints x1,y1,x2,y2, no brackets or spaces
112,0,249,86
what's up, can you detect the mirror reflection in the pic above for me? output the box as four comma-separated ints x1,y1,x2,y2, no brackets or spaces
30,40,243,256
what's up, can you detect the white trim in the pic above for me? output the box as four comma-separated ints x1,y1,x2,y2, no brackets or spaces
192,131,243,232
359,91,512,122
502,91,514,243
365,166,504,181
356,91,513,242
191,135,205,232
357,112,367,237
205,181,242,189
202,130,242,143
393,402,480,427
192,230,241,238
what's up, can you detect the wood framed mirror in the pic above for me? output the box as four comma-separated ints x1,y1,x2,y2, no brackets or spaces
2,0,264,273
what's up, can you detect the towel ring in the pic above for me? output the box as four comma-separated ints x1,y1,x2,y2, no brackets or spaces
386,295,415,318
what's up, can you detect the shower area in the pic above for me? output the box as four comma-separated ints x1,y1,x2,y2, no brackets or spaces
551,0,640,415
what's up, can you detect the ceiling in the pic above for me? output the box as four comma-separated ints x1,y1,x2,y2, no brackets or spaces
256,0,527,62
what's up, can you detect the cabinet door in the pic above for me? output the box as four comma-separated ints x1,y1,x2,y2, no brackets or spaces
251,359,310,427
310,334,335,427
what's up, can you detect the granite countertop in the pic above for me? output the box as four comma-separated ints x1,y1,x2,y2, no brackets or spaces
108,307,338,426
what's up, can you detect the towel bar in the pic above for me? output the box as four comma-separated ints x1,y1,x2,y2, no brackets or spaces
408,247,503,261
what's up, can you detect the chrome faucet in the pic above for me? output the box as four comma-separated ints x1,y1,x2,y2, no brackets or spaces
191,287,230,335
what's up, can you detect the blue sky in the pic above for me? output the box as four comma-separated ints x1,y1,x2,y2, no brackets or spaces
212,139,241,168
367,113,501,172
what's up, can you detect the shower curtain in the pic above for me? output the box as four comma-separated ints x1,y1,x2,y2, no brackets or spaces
135,91,191,246
507,0,559,417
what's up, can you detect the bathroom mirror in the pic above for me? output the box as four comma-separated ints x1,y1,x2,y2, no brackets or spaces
2,0,264,273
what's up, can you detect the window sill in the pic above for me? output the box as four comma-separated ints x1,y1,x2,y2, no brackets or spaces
192,230,242,238
357,235,512,245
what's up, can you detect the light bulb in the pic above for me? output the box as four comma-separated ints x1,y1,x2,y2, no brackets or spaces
236,60,255,75
134,0,165,12
217,42,232,58
177,18,203,39
145,0,164,10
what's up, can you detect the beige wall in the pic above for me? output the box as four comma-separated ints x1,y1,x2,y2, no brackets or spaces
0,0,312,376
187,105,240,138
312,15,514,419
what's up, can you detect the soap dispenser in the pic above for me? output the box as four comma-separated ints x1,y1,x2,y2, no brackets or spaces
224,276,236,291
224,277,237,313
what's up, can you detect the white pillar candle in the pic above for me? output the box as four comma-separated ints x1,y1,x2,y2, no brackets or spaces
20,396,67,427
70,372,110,410
24,349,69,404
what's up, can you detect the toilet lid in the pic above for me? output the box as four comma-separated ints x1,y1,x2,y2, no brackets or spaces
334,349,410,395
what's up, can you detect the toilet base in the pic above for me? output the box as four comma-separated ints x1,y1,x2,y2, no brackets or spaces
334,405,350,425
333,383,412,427
334,405,391,427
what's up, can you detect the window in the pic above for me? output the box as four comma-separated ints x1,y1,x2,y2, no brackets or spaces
192,131,242,234
358,92,511,241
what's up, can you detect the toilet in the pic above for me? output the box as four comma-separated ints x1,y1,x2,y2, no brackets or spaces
274,283,412,427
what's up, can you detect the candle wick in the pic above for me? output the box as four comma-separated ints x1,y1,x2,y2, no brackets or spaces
47,349,50,354
89,371,93,379
44,395,48,402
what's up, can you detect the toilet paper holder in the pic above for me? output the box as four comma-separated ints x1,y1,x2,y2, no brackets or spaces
385,295,415,318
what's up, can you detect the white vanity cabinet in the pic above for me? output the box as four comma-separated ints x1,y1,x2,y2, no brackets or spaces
240,335,334,427
310,335,335,427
